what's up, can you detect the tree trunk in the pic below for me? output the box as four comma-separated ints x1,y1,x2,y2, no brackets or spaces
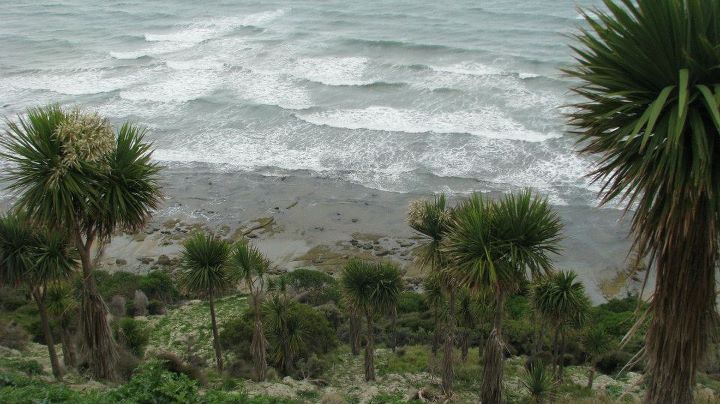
364,311,375,381
76,234,118,380
557,331,566,380
442,289,456,396
551,327,560,376
250,292,267,381
586,366,595,389
34,291,63,380
460,330,469,362
480,292,504,404
642,193,718,404
349,311,361,356
390,306,397,353
60,326,77,368
431,308,440,356
208,294,223,371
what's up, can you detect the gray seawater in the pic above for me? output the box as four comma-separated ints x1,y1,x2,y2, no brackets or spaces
0,0,605,207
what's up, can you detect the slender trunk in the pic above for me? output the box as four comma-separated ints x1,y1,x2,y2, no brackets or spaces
432,307,440,356
208,294,223,371
34,291,63,380
551,327,560,375
460,330,469,362
586,365,595,389
60,325,77,368
76,233,117,380
557,331,566,380
480,292,504,404
250,292,267,381
442,289,456,396
349,311,361,356
364,311,375,381
390,306,397,353
533,317,546,357
283,339,293,376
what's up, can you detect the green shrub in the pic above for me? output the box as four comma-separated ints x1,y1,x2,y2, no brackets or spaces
397,291,427,314
95,271,142,300
14,360,43,376
154,351,207,386
114,317,150,357
282,269,340,305
381,345,429,375
148,299,166,315
0,287,29,311
139,271,180,302
220,314,254,361
0,320,29,351
109,360,199,403
596,350,633,375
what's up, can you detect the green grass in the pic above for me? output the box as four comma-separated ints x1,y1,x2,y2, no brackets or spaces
148,294,248,361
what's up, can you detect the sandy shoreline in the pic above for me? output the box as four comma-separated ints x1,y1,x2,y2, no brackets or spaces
2,163,635,302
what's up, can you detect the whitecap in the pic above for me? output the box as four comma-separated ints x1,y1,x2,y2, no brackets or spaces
297,106,557,141
231,70,312,110
0,68,146,96
119,68,221,103
289,56,372,86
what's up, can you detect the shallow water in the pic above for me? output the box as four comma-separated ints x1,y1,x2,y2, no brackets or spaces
0,0,608,207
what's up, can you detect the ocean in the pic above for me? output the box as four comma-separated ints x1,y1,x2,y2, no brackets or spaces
0,0,605,207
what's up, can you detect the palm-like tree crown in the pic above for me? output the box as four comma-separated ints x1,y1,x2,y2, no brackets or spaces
566,0,720,255
408,194,452,270
179,233,232,297
264,294,307,370
341,260,402,316
531,271,590,328
582,326,610,359
443,191,562,292
0,214,77,286
229,241,270,295
1,105,161,240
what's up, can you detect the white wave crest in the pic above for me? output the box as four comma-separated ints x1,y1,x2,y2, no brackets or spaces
290,56,371,86
297,106,557,141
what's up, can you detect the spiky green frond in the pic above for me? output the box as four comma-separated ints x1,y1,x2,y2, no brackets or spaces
521,363,557,404
530,271,590,328
94,123,161,239
443,191,562,293
490,190,563,278
1,105,96,233
0,213,77,287
179,233,232,296
1,105,161,241
229,241,270,286
408,194,452,271
566,0,720,256
341,259,402,316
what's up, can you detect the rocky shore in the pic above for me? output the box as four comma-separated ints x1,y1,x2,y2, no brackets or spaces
88,163,635,302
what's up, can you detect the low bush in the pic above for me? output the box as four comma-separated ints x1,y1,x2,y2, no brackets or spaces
282,268,340,305
154,351,207,386
114,317,150,357
139,271,180,302
148,299,166,315
14,360,43,376
595,350,633,375
0,320,29,351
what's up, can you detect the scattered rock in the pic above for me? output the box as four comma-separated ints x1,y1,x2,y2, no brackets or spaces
140,257,154,265
361,243,373,250
157,255,172,266
399,241,414,248
115,258,127,266
247,233,258,239
351,218,358,223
